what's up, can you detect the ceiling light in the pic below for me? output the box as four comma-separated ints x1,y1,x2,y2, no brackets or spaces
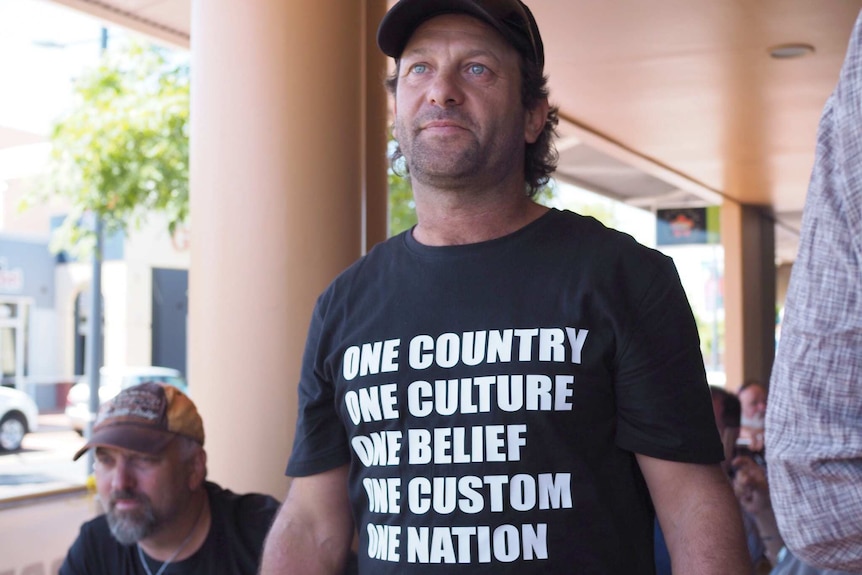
768,43,815,59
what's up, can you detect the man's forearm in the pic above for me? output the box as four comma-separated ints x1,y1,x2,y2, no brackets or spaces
259,468,354,575
259,512,349,575
664,485,750,573
640,456,750,574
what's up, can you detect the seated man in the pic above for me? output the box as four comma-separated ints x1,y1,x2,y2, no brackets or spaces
737,380,768,463
60,381,280,575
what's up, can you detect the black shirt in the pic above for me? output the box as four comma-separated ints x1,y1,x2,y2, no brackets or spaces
60,481,279,574
288,209,722,574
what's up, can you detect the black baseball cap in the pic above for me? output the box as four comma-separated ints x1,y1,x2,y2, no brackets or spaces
377,0,544,69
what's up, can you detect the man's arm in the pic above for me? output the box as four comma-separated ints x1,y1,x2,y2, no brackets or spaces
731,456,784,565
259,465,354,575
765,9,862,573
637,454,750,574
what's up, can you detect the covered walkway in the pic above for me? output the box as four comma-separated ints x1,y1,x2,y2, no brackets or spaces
0,3,859,572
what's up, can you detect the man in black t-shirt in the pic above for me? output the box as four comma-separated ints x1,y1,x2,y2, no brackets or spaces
259,1,751,573
60,382,279,575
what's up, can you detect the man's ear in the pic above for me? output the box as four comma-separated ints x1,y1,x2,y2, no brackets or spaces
188,447,207,489
392,100,399,140
524,97,549,144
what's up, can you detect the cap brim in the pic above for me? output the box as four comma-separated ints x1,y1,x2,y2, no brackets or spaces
72,423,178,461
378,0,505,59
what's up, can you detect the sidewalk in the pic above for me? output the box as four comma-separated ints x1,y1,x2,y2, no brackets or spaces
0,413,99,573
0,413,89,504
0,484,99,574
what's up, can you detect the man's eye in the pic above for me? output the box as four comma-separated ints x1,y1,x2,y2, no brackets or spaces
410,63,427,74
95,450,113,465
468,64,486,75
130,456,159,469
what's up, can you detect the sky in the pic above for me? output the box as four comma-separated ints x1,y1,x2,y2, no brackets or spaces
0,0,106,137
0,0,109,189
0,0,189,189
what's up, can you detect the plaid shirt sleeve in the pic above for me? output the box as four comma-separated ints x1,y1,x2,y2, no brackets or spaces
765,10,862,573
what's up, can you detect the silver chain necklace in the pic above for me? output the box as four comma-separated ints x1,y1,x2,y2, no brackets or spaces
137,501,204,575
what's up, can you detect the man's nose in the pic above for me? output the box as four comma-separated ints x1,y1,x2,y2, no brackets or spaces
111,460,136,491
428,68,464,107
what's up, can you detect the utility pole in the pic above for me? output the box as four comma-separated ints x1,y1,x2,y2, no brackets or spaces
85,26,109,475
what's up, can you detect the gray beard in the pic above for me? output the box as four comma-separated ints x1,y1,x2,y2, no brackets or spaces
741,414,765,430
104,496,158,545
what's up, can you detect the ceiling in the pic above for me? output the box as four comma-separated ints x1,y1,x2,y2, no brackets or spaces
31,0,862,264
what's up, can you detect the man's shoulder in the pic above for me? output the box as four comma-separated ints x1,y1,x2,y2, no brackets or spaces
77,512,113,539
201,481,280,566
61,514,130,574
315,233,407,301
549,208,644,240
546,208,671,264
346,231,406,269
205,481,280,523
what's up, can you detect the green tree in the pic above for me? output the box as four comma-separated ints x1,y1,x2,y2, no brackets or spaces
25,42,189,256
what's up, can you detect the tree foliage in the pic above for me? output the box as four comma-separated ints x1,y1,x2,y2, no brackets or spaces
39,42,567,251
388,168,418,237
30,42,189,255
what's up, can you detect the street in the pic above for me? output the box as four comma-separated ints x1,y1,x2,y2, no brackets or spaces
0,414,100,575
0,413,89,501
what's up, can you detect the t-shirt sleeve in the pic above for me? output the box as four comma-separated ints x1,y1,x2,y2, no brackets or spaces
612,253,724,463
286,296,352,477
58,533,86,575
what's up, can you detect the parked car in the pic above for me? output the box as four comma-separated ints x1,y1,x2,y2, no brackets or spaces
65,366,188,434
0,385,39,451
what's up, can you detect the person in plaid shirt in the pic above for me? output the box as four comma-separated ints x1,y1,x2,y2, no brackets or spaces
766,9,862,573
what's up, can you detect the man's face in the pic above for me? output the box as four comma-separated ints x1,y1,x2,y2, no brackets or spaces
393,14,540,190
738,384,767,426
94,440,195,545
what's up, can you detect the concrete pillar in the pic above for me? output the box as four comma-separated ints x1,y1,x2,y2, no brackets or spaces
364,0,391,251
189,0,388,498
721,202,776,391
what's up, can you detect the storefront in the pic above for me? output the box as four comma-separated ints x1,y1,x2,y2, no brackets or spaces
0,236,58,407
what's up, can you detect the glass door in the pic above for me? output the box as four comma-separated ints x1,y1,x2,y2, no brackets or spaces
0,300,27,388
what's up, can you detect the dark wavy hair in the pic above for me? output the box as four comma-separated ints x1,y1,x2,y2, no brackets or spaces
710,385,741,428
385,55,559,197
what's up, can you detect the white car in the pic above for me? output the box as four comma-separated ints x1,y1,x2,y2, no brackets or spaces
65,366,188,434
0,385,39,451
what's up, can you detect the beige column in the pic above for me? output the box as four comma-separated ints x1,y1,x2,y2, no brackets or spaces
189,0,388,498
364,0,391,250
721,202,776,391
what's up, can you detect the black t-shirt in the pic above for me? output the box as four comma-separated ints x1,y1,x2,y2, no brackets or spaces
288,208,723,574
60,481,279,574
